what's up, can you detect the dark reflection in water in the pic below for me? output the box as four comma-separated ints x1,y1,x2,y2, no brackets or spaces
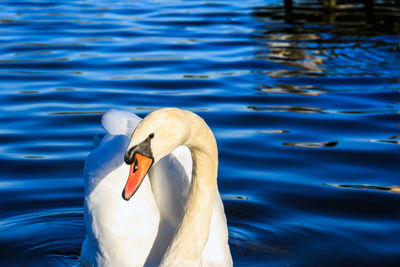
258,84,327,96
330,184,400,194
248,105,326,113
0,0,399,266
283,140,338,147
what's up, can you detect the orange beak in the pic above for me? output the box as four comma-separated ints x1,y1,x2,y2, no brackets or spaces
122,153,153,201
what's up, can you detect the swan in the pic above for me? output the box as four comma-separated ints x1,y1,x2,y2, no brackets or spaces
80,108,232,267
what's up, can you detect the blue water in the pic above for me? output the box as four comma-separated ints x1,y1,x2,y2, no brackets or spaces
0,0,399,266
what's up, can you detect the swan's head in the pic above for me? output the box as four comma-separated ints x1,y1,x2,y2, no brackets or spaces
122,108,191,201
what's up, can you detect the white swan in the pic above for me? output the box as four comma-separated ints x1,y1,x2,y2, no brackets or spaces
80,108,232,267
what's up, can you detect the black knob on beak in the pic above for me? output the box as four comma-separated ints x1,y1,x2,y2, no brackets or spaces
124,134,154,165
124,147,136,165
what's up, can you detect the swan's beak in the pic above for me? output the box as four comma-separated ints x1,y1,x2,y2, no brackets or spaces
122,153,153,201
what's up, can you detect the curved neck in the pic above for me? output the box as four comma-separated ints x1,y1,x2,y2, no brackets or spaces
160,114,218,266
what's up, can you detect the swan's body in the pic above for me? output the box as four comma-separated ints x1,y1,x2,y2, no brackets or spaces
81,108,232,267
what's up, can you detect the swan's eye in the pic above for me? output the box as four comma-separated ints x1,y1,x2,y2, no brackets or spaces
133,158,138,172
149,133,154,139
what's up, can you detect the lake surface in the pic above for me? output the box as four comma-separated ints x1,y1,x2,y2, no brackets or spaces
0,0,399,266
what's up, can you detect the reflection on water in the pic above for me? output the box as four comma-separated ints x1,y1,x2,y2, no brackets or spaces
223,195,250,201
370,136,400,145
283,141,338,148
331,184,400,194
258,84,327,96
248,105,326,113
48,111,105,116
0,0,399,266
253,0,400,81
24,155,45,159
256,33,326,76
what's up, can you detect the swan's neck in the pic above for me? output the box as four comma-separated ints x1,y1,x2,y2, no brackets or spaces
160,115,218,266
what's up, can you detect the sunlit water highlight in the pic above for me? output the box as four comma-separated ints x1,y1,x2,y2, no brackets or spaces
0,0,399,266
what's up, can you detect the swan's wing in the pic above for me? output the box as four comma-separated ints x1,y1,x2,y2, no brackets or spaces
149,145,192,224
83,134,129,194
102,109,142,137
82,109,160,267
84,109,143,193
170,145,192,183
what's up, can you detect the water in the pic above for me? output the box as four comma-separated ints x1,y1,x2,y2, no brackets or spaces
0,0,399,266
